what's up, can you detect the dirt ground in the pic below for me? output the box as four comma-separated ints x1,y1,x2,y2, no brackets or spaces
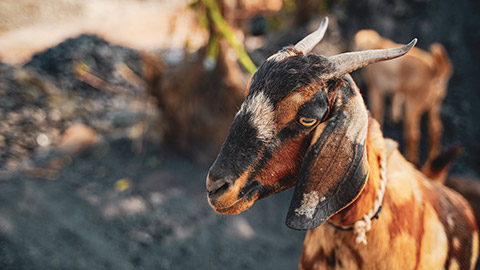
0,138,305,269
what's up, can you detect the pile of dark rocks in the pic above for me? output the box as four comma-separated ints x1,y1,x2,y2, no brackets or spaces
25,34,143,95
0,35,160,180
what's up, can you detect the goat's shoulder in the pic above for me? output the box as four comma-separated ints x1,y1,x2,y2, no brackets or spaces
384,145,478,269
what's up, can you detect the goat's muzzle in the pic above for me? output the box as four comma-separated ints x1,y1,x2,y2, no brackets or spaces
206,168,259,214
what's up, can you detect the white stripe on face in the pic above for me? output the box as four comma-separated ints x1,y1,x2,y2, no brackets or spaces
239,91,275,141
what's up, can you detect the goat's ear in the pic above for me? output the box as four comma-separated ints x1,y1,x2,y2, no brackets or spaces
286,76,370,230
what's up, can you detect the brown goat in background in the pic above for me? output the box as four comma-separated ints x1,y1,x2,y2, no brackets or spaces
354,29,452,165
206,19,478,269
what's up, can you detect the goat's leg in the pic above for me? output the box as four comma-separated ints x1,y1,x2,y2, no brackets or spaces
427,104,443,162
404,102,422,165
368,87,385,126
390,93,404,124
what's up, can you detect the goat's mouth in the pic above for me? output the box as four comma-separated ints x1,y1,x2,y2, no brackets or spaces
208,187,260,214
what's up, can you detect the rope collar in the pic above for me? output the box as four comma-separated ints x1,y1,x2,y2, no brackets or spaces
327,148,388,245
326,205,383,231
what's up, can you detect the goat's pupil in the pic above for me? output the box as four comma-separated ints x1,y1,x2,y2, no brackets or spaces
299,117,317,126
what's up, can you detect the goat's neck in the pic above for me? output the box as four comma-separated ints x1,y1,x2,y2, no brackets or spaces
328,116,386,227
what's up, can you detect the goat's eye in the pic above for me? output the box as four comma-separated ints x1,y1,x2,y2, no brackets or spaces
299,117,317,127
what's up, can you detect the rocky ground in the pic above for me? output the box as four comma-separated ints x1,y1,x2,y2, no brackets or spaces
0,34,159,180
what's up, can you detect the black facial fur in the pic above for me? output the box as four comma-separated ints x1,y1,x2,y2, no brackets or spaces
210,111,263,180
248,48,334,106
209,48,337,197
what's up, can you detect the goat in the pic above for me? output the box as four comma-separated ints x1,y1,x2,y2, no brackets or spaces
144,40,246,163
206,18,478,269
353,29,453,165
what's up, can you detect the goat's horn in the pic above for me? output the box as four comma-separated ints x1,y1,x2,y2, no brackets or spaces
294,17,329,54
328,38,417,78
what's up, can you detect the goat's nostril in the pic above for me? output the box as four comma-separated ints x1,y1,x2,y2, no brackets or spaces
208,182,231,198
206,167,234,198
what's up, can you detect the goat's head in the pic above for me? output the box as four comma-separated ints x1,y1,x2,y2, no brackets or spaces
206,18,416,230
353,29,383,51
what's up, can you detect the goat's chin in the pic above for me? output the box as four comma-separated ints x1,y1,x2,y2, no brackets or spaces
208,194,259,215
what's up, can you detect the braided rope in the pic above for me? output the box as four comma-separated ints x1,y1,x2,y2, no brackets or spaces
352,149,388,245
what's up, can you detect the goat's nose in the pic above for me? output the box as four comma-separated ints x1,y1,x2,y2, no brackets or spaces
206,168,234,199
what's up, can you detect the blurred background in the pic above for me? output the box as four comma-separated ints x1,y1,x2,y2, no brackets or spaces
0,0,479,269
